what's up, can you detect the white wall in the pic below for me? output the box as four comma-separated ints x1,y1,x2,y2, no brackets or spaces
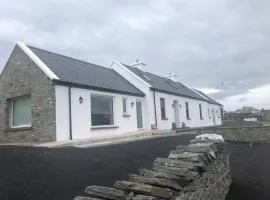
55,85,70,141
55,85,149,141
111,61,155,129
153,91,222,129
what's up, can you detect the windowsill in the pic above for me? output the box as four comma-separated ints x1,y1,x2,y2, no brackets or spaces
90,125,119,130
161,117,168,120
122,114,131,117
7,125,32,131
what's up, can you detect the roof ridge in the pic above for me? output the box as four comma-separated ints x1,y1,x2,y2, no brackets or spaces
123,63,206,101
27,45,111,71
124,63,187,87
195,89,222,105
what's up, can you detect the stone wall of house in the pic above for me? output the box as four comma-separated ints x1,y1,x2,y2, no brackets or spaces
0,45,56,143
197,126,270,143
73,134,231,200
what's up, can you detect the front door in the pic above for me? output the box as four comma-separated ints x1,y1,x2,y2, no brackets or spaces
136,101,143,129
173,100,180,128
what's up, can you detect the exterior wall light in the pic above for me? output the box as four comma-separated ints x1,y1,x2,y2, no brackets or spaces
79,96,83,104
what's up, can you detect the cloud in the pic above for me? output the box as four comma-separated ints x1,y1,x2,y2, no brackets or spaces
221,84,270,111
0,0,270,110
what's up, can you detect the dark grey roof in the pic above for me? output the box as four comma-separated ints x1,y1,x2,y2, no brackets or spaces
28,46,144,96
195,90,222,106
123,64,206,101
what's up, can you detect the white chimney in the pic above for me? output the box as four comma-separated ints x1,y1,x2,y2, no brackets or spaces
130,59,146,70
165,73,177,82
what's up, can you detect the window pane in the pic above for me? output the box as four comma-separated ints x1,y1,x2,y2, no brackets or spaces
13,98,31,126
199,104,203,119
160,98,166,119
123,98,127,113
91,95,114,126
185,102,190,119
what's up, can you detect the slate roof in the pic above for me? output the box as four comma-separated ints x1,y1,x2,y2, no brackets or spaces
28,46,144,96
195,90,222,106
123,64,206,101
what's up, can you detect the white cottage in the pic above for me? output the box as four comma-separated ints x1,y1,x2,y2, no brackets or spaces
0,42,222,143
111,61,223,130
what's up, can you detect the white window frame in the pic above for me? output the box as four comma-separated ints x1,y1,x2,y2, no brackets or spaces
160,98,167,120
90,93,117,128
9,96,32,128
122,97,129,115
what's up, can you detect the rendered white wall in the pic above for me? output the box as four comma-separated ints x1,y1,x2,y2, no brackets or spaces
55,85,70,141
154,91,222,130
70,87,148,140
55,85,149,141
111,61,155,129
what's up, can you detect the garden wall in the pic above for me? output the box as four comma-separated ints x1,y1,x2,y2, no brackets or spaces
197,126,270,143
73,134,231,200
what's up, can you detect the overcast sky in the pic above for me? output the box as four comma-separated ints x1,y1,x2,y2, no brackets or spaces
0,0,270,111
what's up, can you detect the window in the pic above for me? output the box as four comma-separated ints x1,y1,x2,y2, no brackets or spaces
9,97,32,128
122,97,128,114
199,104,203,120
91,94,114,126
185,102,190,120
208,108,211,118
160,98,167,119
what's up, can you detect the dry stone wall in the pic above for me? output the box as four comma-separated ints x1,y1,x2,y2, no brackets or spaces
197,126,270,143
74,134,231,200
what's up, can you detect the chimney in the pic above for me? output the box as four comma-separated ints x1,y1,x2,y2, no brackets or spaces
130,59,146,70
165,73,177,82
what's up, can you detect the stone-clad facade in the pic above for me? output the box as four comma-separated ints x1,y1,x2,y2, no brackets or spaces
0,46,56,143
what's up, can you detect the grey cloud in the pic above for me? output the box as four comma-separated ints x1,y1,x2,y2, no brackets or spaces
0,0,270,104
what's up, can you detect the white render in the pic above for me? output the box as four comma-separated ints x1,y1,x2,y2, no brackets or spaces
111,61,222,131
55,85,147,141
154,91,222,129
55,85,70,141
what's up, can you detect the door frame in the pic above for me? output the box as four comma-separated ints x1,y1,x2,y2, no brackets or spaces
136,100,143,129
173,100,180,128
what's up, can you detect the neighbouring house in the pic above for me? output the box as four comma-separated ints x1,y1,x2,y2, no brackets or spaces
0,42,222,143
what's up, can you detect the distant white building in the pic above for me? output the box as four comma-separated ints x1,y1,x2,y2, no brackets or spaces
0,42,222,143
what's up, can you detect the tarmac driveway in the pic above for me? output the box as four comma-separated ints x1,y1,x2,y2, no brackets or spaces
2,135,270,200
0,134,195,200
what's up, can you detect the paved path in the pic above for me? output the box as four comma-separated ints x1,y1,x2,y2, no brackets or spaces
0,134,195,200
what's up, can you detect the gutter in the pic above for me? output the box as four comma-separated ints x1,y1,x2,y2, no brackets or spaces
68,86,73,140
